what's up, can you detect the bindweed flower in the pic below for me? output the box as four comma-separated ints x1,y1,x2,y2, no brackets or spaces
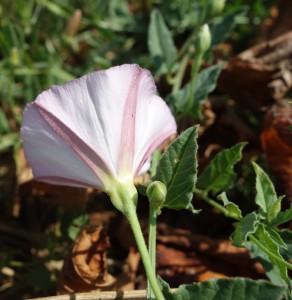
21,64,176,214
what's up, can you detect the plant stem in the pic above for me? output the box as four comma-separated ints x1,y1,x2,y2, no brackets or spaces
125,206,164,300
108,182,164,300
248,234,292,271
186,52,203,113
147,206,157,299
171,53,190,94
193,188,241,221
175,30,197,65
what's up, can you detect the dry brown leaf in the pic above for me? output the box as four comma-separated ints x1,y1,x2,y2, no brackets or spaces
196,270,228,282
64,9,82,37
58,225,115,294
156,225,265,284
261,99,292,200
218,31,292,110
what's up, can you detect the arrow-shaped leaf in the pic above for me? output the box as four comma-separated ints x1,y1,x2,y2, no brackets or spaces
148,9,177,75
197,142,246,194
154,126,199,212
253,162,283,222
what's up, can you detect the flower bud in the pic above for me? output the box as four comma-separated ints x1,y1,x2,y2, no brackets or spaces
195,24,211,54
207,0,225,17
146,181,167,214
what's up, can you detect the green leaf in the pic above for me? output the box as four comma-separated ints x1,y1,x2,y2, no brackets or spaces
217,192,242,220
197,143,246,194
0,133,19,151
267,196,285,223
109,0,132,23
0,108,10,134
192,64,222,119
266,227,288,250
279,229,292,260
169,64,222,118
211,8,247,47
68,214,89,241
35,0,69,17
270,204,292,227
255,224,288,282
252,162,282,222
159,277,287,300
148,9,177,75
247,241,287,286
231,212,258,247
50,64,75,82
154,126,199,213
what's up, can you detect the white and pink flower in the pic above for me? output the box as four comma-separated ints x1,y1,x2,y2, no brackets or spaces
21,64,176,195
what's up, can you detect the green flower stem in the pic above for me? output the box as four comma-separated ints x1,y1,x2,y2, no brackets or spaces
168,29,198,73
175,29,199,64
109,182,164,300
169,0,208,73
248,234,292,270
186,52,203,113
125,205,164,300
147,206,158,299
166,72,175,85
172,53,190,94
193,188,241,221
176,33,196,63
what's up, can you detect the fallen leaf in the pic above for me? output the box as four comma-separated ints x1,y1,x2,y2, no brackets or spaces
261,99,292,200
156,224,265,285
58,225,115,294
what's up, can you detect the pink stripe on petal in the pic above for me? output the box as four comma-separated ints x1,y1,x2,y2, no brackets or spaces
36,176,100,188
118,67,143,175
35,103,112,185
134,131,176,176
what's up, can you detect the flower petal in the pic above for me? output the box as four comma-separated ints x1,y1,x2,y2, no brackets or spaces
85,64,157,177
32,74,117,178
134,95,177,175
21,104,105,188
